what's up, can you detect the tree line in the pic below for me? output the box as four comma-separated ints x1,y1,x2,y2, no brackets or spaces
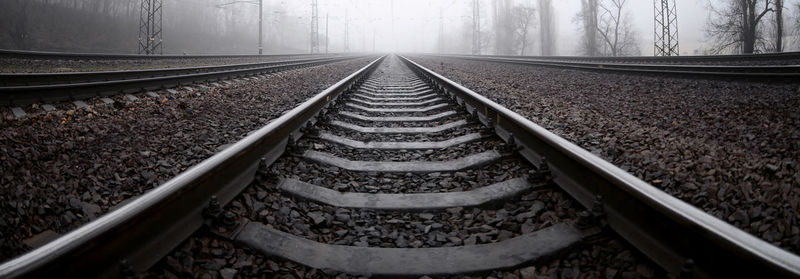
475,0,642,56
706,0,798,54
0,0,311,54
1,0,799,55
480,0,799,56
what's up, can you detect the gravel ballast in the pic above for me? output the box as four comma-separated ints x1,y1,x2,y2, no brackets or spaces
0,57,374,262
234,171,577,249
148,164,659,279
411,56,800,255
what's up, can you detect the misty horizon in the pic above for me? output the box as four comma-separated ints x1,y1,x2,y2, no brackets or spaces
1,0,798,56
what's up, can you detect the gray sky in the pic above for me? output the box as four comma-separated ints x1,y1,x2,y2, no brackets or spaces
271,0,791,55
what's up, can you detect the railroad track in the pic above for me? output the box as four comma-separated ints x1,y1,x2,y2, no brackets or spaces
0,55,362,106
433,54,800,82
461,51,800,64
1,55,799,278
0,48,319,60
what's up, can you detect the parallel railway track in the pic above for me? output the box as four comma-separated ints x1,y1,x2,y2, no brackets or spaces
433,54,800,82
0,55,363,106
0,49,320,60
1,55,799,278
455,51,800,64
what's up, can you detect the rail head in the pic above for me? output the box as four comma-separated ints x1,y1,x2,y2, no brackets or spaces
0,56,367,106
0,55,350,78
0,55,385,278
428,54,800,82
399,55,800,278
0,48,332,60
451,51,800,63
466,56,800,70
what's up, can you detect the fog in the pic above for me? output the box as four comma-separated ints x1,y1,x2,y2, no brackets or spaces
311,0,712,55
0,0,797,55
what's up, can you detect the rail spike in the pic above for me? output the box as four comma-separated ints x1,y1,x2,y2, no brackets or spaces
504,133,523,153
528,157,552,184
576,195,607,229
300,122,319,137
679,259,695,279
203,195,222,220
220,211,238,228
285,134,299,155
119,260,136,279
469,109,480,123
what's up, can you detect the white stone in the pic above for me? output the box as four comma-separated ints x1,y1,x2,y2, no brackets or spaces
124,95,139,102
73,100,89,109
10,107,26,118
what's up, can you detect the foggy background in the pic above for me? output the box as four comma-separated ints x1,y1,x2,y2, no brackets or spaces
1,0,798,55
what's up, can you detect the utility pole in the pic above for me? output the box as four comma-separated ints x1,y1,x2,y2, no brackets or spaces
344,9,350,52
325,13,329,53
217,1,263,55
137,0,163,55
472,0,480,55
438,8,444,53
653,0,679,56
310,0,319,53
538,0,554,56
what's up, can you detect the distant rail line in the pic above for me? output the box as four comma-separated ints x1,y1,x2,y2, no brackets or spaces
0,55,364,105
459,51,800,64
0,49,328,60
432,54,800,82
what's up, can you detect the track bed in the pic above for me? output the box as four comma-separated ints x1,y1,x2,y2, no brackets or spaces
146,56,661,278
411,56,800,255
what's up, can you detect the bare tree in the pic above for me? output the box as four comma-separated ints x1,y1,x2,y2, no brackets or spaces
575,0,638,56
596,0,640,56
538,0,555,56
512,4,536,55
706,0,775,54
796,3,800,48
575,0,599,56
774,0,783,52
11,0,31,50
492,0,514,55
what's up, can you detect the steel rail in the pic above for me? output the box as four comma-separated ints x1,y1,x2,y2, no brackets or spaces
0,56,351,86
0,55,385,278
0,56,364,105
0,48,330,60
399,55,800,278
429,55,800,82
451,51,800,64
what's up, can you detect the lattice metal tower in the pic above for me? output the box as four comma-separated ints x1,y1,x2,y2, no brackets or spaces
138,0,163,55
653,0,679,56
325,13,329,53
472,0,480,55
310,0,320,53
